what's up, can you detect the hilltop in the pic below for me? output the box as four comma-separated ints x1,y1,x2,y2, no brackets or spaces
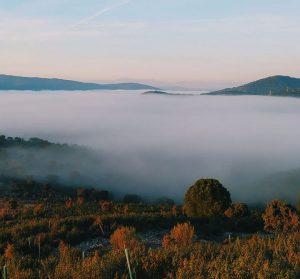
143,90,194,96
206,75,300,97
0,74,159,91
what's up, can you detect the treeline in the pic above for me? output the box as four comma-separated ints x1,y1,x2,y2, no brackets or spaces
0,135,72,149
0,176,111,203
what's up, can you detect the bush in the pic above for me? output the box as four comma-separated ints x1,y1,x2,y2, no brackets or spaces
163,223,195,248
110,226,140,250
184,178,231,217
4,243,16,260
262,199,300,233
224,203,250,218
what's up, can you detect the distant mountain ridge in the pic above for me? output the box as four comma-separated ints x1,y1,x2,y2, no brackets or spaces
0,74,159,91
143,90,195,96
206,75,300,97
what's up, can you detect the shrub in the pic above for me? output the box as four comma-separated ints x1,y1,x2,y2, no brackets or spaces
5,243,16,260
262,199,300,233
65,198,72,209
99,200,113,212
224,203,250,218
110,226,140,250
184,178,231,217
163,223,195,248
33,203,44,215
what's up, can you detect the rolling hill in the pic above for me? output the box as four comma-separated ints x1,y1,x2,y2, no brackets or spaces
206,75,300,97
0,74,159,91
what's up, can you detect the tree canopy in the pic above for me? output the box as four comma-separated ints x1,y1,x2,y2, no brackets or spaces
184,178,231,217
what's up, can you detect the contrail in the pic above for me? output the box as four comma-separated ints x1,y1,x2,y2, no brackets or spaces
70,0,130,29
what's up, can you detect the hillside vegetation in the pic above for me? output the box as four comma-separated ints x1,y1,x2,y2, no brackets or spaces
0,75,158,91
207,75,300,97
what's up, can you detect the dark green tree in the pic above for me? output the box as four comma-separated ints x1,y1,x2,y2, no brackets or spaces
184,178,231,217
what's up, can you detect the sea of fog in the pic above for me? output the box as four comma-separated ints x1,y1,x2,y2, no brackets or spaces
1,90,300,204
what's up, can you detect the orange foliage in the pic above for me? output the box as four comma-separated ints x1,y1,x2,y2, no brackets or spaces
77,196,85,206
263,200,300,232
22,206,32,216
5,243,15,260
99,200,113,212
0,208,7,219
163,223,195,248
65,198,72,209
123,204,129,214
110,226,140,250
33,203,44,215
172,205,177,216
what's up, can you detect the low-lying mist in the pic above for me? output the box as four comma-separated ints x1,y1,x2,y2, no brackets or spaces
1,90,300,204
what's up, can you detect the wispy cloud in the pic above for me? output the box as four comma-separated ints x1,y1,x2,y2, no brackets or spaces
70,0,131,29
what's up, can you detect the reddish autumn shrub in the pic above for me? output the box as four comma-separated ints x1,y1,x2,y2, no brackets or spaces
110,226,140,250
0,208,7,219
263,200,300,233
5,243,16,260
163,223,195,248
77,196,85,206
65,198,72,209
33,203,44,215
99,200,113,212
224,203,250,218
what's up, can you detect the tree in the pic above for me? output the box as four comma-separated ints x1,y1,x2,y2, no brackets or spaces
224,203,249,218
184,178,231,217
262,199,300,233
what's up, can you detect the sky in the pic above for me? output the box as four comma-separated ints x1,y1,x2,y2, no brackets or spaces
0,0,300,89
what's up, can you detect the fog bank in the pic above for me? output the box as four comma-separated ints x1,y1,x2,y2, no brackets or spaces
1,91,300,203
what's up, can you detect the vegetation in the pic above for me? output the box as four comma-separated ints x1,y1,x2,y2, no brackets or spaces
0,183,297,278
262,200,300,233
183,178,231,217
0,136,299,278
224,203,250,218
0,74,158,91
206,75,300,97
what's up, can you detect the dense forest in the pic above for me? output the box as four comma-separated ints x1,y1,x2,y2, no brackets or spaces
0,136,299,278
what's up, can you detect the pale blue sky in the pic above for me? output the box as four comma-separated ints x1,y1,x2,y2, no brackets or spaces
0,0,299,88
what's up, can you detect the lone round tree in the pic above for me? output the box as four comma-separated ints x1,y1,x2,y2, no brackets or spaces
184,178,231,217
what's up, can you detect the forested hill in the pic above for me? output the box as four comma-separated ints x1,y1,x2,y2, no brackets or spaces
0,136,112,199
206,75,300,97
0,135,71,149
0,74,159,91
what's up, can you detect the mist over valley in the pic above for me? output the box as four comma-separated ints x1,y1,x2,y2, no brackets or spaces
1,90,300,204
